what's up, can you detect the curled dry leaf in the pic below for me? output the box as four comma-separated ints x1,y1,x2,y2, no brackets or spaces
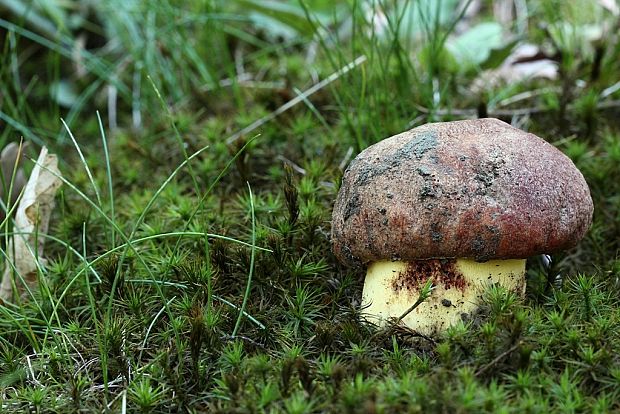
599,0,620,16
472,43,558,93
0,147,62,303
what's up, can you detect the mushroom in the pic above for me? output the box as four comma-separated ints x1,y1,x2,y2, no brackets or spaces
331,118,593,335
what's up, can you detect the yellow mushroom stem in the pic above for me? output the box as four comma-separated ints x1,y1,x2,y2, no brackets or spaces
361,258,526,335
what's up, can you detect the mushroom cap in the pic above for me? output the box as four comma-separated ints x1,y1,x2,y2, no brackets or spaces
331,118,593,266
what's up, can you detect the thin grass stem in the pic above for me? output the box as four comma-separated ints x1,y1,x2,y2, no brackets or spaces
232,182,257,337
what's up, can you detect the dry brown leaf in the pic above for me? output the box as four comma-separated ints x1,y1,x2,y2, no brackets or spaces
599,0,620,15
0,147,62,302
472,43,558,94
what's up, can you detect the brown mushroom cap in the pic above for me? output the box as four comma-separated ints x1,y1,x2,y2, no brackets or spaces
332,118,593,266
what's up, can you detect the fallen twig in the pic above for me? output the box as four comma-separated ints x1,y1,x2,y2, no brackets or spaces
475,341,522,377
226,55,367,145
413,99,620,120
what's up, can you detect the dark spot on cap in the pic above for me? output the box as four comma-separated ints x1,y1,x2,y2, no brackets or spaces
420,182,437,198
416,166,432,177
405,132,438,159
343,193,361,222
353,132,438,187
430,222,443,243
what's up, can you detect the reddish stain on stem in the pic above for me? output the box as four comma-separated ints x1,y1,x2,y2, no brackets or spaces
391,259,468,293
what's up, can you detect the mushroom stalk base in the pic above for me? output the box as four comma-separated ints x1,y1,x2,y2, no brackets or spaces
362,258,526,335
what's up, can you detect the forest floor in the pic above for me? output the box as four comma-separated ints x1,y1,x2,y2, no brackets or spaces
0,1,619,412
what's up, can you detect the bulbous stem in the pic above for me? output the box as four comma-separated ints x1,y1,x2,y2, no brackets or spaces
362,258,526,335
